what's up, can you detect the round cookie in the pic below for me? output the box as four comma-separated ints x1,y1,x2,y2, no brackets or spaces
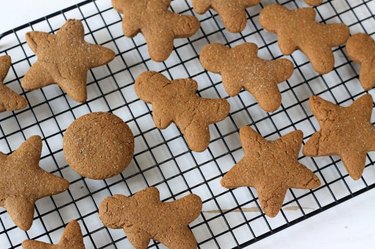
63,112,134,179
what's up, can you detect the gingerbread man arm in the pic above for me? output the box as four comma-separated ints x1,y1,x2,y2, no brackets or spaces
295,7,316,21
347,33,375,90
171,13,200,38
200,43,230,73
166,194,202,224
192,0,211,13
347,33,373,63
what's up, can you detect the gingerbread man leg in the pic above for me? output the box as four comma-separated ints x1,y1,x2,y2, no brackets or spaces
159,228,197,249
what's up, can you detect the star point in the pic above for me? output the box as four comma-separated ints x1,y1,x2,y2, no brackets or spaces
0,55,27,112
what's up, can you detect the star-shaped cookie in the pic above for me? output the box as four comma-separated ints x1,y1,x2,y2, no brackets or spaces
221,127,320,217
23,220,85,249
0,55,27,112
0,136,69,230
22,19,115,103
304,94,375,180
99,187,202,249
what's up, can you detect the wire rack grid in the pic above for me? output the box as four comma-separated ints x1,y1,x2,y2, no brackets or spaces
0,0,374,248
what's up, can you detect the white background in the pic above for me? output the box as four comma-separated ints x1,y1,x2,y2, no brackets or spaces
0,1,374,248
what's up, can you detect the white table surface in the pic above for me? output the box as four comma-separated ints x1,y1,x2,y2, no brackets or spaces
0,1,374,248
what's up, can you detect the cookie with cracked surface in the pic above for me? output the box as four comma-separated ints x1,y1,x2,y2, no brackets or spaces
346,33,375,90
0,55,27,112
221,126,320,217
135,71,230,152
192,0,260,33
22,19,115,103
304,94,375,180
260,4,349,74
0,136,69,230
99,187,202,249
112,0,200,62
23,220,85,249
200,42,294,112
63,112,134,180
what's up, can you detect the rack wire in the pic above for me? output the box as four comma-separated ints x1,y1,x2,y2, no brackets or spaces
0,0,374,248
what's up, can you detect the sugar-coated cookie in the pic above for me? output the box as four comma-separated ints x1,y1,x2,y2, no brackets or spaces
99,187,202,249
22,19,115,103
304,94,375,180
260,4,349,74
222,127,320,217
112,0,200,62
63,112,134,180
135,71,230,152
200,43,294,112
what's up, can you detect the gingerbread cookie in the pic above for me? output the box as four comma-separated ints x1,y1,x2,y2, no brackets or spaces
192,0,260,33
0,55,27,112
304,94,375,180
135,71,230,152
23,220,85,249
22,19,115,103
305,0,323,6
0,136,69,230
99,187,202,249
221,127,320,217
200,43,294,112
346,33,375,90
112,0,200,62
260,4,349,74
63,112,134,180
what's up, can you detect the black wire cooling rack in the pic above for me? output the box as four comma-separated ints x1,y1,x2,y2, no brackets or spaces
0,0,374,248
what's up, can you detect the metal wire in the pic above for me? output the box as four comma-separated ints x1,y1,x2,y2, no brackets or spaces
0,0,374,248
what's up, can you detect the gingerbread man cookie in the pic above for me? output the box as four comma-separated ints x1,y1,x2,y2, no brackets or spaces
222,127,320,217
0,55,27,112
135,71,230,152
99,187,202,249
0,136,69,230
304,94,375,180
200,43,294,112
112,0,200,62
22,19,115,103
260,4,349,74
346,33,375,90
192,0,260,33
23,220,85,249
